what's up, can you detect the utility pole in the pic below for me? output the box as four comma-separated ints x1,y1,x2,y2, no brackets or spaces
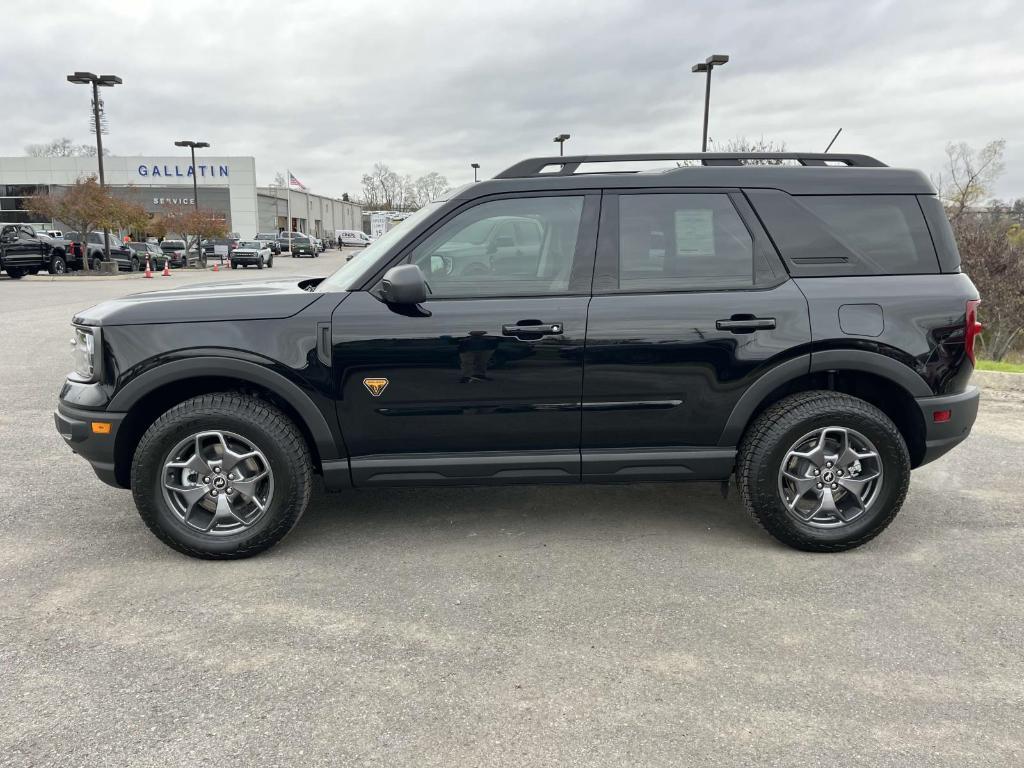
67,72,122,262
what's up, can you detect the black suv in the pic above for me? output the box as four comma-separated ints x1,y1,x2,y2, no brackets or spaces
55,153,981,559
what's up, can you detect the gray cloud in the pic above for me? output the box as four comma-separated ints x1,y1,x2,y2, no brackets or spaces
4,0,1022,199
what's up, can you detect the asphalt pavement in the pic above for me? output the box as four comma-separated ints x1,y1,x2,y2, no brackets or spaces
1,253,1022,767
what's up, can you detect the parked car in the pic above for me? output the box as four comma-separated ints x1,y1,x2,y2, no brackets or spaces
158,239,198,268
254,232,282,255
337,229,375,248
1,224,49,278
231,240,273,270
202,237,240,262
277,232,317,257
65,231,142,272
34,229,74,274
55,151,981,560
128,241,167,270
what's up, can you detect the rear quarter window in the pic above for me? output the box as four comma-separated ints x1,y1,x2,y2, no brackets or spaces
747,190,940,276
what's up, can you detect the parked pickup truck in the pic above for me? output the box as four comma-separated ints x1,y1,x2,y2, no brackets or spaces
1,224,50,278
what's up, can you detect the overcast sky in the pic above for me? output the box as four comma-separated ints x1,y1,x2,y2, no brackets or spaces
4,0,1022,199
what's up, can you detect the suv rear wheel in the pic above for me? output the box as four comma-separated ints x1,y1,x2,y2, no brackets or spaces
737,391,910,552
131,393,312,559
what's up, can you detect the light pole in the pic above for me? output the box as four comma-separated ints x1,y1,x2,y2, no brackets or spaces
471,163,480,182
553,133,571,156
690,54,729,152
67,71,122,262
174,140,210,265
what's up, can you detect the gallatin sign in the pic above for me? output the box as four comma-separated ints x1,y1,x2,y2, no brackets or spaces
137,164,230,179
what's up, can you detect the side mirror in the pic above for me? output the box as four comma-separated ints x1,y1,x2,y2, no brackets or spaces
381,264,429,305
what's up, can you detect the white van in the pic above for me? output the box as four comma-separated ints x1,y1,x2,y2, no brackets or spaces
336,229,374,247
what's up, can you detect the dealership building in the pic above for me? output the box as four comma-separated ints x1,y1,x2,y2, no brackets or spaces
0,155,362,238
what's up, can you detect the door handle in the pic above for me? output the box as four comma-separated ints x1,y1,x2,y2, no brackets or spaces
716,316,776,333
502,321,564,338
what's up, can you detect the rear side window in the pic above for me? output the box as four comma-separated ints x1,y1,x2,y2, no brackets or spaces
747,190,939,276
618,193,754,290
796,196,936,274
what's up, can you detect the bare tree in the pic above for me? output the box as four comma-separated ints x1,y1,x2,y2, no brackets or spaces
414,172,450,207
934,140,1006,223
25,137,109,157
273,171,286,187
957,217,1024,361
707,136,788,165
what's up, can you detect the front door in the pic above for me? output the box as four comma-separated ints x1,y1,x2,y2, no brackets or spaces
332,193,600,486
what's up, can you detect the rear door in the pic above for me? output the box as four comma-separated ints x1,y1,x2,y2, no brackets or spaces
581,189,810,480
332,192,599,486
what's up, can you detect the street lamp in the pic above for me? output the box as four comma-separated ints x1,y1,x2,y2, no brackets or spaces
471,162,480,182
67,71,122,261
690,54,729,152
174,140,210,265
553,133,571,156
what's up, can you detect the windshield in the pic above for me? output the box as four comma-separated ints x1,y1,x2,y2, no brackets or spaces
317,202,442,293
238,241,261,248
160,241,185,250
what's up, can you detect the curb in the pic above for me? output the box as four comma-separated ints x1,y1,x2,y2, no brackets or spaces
972,369,1024,393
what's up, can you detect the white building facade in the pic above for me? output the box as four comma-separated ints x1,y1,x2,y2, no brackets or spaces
2,155,256,236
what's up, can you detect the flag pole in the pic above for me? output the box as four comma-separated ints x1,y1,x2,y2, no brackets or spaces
286,170,292,248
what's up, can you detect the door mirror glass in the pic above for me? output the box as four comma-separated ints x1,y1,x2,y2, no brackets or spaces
381,264,429,305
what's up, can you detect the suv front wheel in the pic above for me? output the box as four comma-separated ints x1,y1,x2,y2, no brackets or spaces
131,393,312,559
738,391,910,552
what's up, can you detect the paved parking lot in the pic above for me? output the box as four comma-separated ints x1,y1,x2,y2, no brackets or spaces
1,254,1022,767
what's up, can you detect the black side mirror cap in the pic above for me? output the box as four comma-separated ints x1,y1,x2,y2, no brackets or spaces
381,264,429,306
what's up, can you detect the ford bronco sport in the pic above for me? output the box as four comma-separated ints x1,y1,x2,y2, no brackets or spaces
55,152,981,559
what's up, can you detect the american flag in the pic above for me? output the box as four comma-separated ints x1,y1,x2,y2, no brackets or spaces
288,171,307,191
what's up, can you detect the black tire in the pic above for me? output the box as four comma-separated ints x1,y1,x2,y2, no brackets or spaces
231,261,237,270
257,256,264,270
131,393,313,559
5,267,25,279
737,391,910,552
49,255,67,275
27,267,40,275
130,257,141,272
267,256,273,268
90,257,102,271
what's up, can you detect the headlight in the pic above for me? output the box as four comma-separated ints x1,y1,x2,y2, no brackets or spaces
70,326,99,381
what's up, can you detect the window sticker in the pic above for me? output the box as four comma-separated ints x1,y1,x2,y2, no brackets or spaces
674,209,715,257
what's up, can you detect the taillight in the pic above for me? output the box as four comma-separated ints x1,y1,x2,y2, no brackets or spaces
965,299,983,365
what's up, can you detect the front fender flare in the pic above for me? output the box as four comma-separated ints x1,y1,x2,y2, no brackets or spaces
107,356,344,461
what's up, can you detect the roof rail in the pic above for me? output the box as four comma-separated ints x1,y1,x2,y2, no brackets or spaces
494,152,887,178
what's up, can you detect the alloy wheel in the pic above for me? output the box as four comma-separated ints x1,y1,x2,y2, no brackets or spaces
161,430,274,535
777,426,883,528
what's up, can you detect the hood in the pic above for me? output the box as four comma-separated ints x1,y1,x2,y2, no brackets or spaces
73,277,323,326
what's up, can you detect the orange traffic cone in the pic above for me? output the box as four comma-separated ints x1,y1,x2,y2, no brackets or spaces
213,262,220,272
144,258,153,278
161,262,171,277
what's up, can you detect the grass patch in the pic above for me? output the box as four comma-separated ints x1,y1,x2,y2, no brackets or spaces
976,359,1024,373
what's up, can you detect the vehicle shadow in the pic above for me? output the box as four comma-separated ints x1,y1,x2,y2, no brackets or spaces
283,480,768,552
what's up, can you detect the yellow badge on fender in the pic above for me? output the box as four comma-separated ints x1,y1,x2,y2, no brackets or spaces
363,378,389,397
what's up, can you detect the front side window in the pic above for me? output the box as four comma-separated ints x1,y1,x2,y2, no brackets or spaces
618,193,754,291
406,196,585,298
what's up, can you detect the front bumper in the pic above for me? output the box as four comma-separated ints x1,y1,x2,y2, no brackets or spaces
54,402,128,488
916,386,980,466
232,253,263,263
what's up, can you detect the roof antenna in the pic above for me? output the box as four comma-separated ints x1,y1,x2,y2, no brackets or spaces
824,128,842,153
